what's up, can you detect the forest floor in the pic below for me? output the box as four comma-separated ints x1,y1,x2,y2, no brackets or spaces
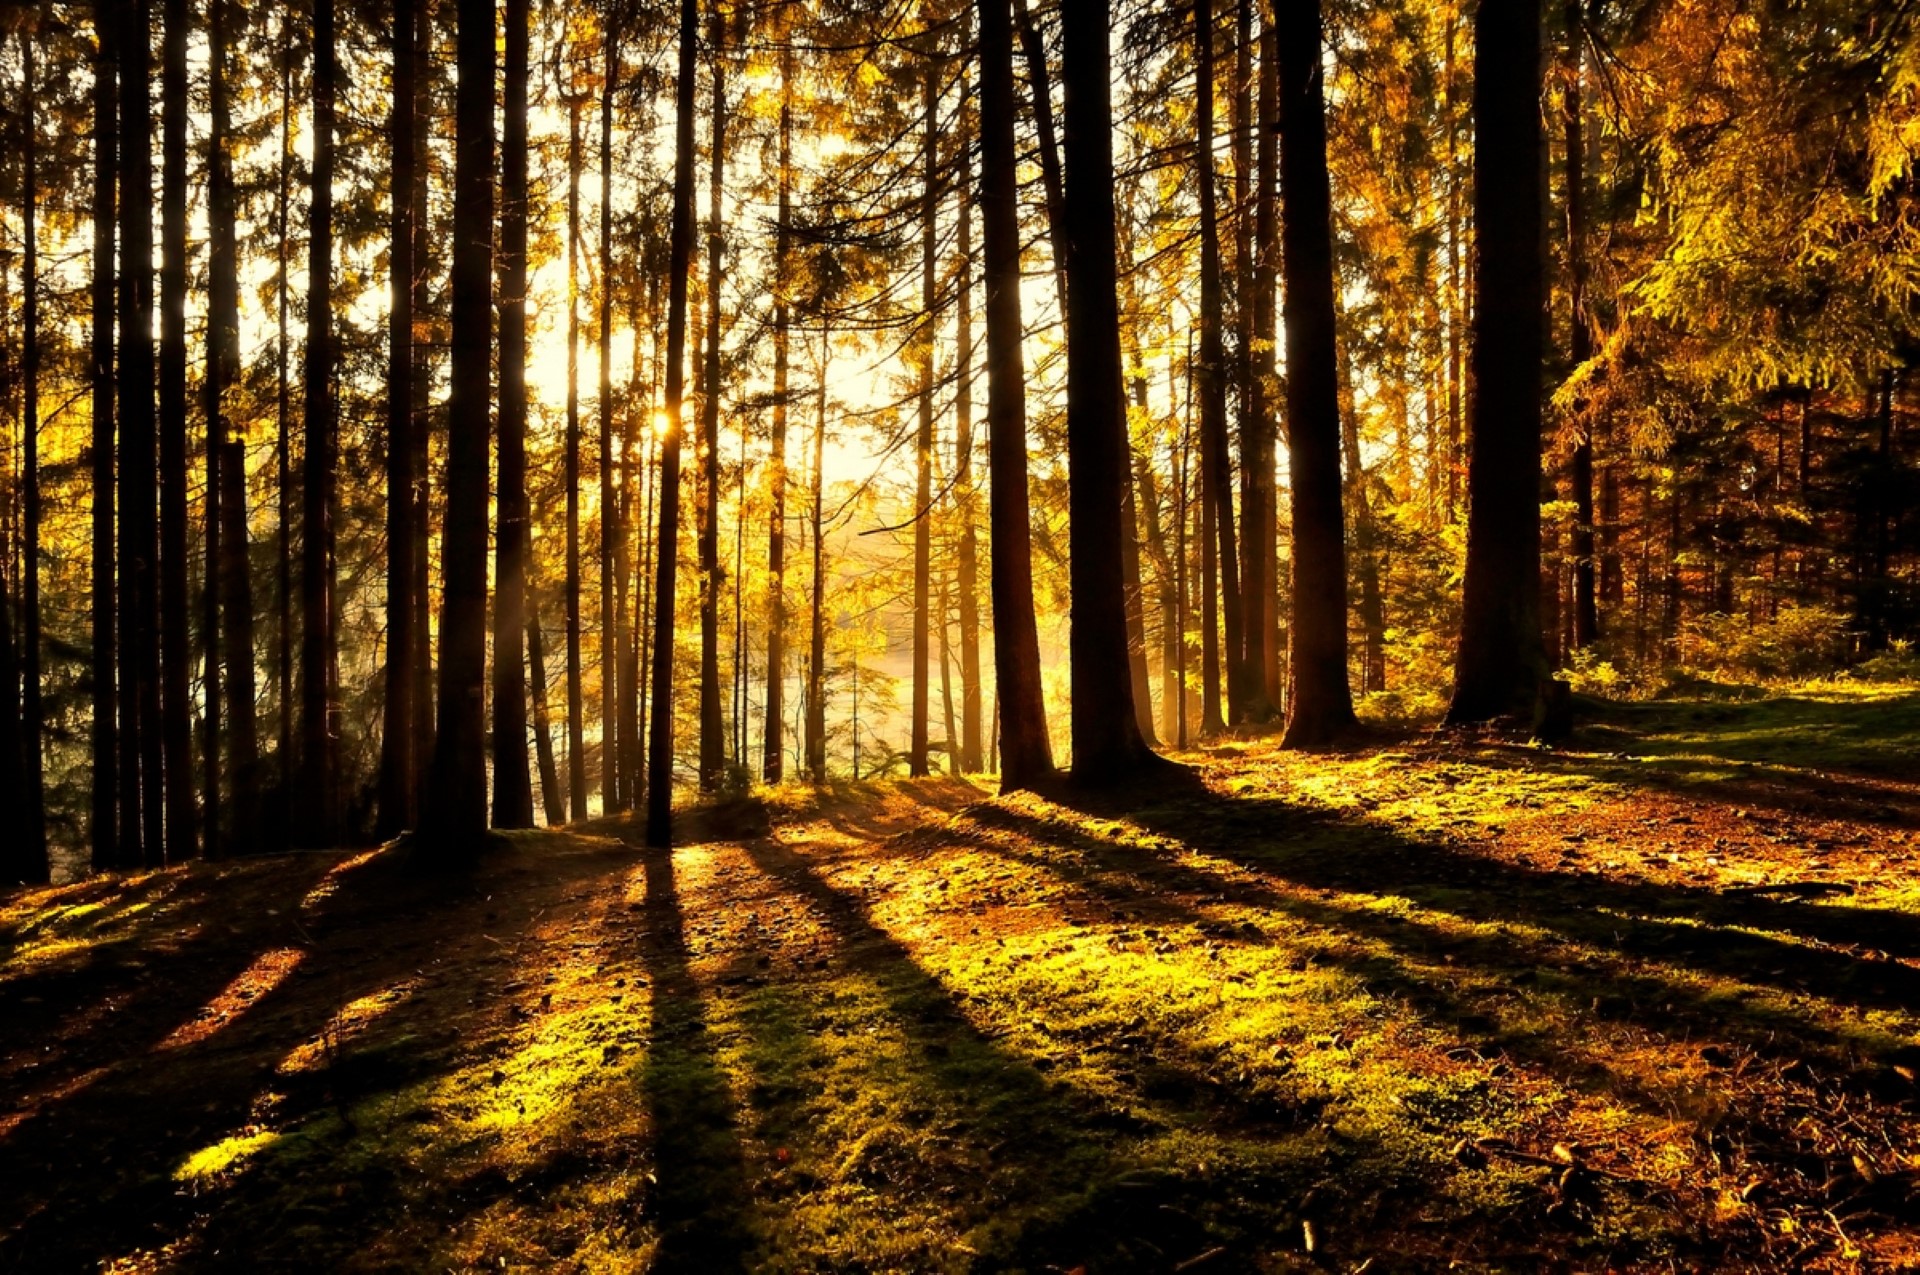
2,684,1918,1273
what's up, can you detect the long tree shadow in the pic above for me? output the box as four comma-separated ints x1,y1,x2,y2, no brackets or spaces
634,844,754,1271
0,839,640,1271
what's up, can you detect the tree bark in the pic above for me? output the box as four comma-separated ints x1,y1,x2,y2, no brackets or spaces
1565,0,1598,651
698,1,727,793
564,99,589,821
1446,0,1549,724
1060,0,1164,784
600,30,623,811
805,328,829,783
765,44,793,784
419,0,496,858
529,603,565,827
646,0,700,847
492,0,534,829
90,0,118,872
1249,0,1281,709
160,0,195,858
954,114,984,775
377,0,419,838
16,29,48,882
911,54,937,778
1194,0,1245,729
1276,0,1358,745
979,0,1055,790
298,0,339,847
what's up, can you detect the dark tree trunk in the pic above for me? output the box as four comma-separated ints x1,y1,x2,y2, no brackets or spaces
805,330,829,782
1275,0,1358,745
1447,0,1549,724
208,0,257,852
979,0,1055,791
911,55,937,779
419,0,496,858
954,125,984,774
529,603,564,828
492,0,533,829
409,7,435,816
646,0,700,847
274,35,294,817
15,30,48,883
764,46,792,784
1340,361,1387,694
1194,0,1244,729
0,573,22,879
90,1,118,872
1060,0,1164,784
298,0,338,847
120,0,161,865
1565,0,1598,651
1011,0,1067,307
160,0,194,858
1249,0,1282,709
1233,0,1276,720
600,32,622,811
698,2,727,793
376,0,419,838
564,100,589,821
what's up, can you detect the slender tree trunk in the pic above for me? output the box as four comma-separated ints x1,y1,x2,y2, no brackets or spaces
620,281,648,802
0,569,22,876
563,101,589,820
529,603,564,827
764,46,793,784
646,0,700,847
911,54,937,778
275,35,294,818
1060,0,1163,785
298,0,338,846
954,125,984,774
493,0,534,829
1232,0,1274,719
376,0,419,837
939,573,958,772
1340,358,1387,693
208,0,257,852
1251,0,1282,710
979,0,1055,790
121,0,161,864
698,2,727,793
1195,0,1244,728
1565,0,1598,651
600,31,622,811
806,329,829,783
1276,0,1358,745
409,4,435,812
419,0,496,858
16,30,48,882
1011,0,1067,307
160,0,194,858
90,2,119,872
1447,0,1549,724
1443,17,1464,523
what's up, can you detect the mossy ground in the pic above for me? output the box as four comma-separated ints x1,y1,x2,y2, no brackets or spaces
2,685,1917,1272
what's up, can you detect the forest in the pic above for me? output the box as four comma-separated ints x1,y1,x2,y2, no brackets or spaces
0,0,1917,1268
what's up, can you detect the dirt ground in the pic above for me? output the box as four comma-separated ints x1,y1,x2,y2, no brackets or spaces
2,685,1916,1272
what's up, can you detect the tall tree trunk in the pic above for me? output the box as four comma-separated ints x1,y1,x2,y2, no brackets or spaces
805,329,829,782
274,34,294,818
619,278,647,803
697,2,727,793
1565,0,1598,651
939,573,958,772
564,101,589,820
377,0,419,837
911,53,937,779
1250,0,1282,709
1446,0,1549,724
1276,0,1358,745
207,0,257,852
764,44,793,784
409,5,435,815
298,0,338,846
529,603,564,827
1120,375,1158,743
1443,16,1464,523
121,0,161,864
1340,355,1387,694
0,570,22,878
600,33,622,812
1060,0,1163,784
979,0,1055,790
420,0,496,858
1194,0,1244,728
1010,0,1067,307
16,29,48,882
1232,0,1273,720
493,0,534,829
646,0,700,847
90,1,118,872
160,0,194,858
954,121,984,774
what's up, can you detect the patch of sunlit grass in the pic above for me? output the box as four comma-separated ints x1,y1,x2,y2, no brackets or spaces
174,1127,283,1182
158,947,305,1051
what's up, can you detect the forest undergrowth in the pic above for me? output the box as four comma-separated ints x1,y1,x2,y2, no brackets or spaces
2,684,1917,1272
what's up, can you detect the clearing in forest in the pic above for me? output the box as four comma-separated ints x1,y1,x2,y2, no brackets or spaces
2,685,1917,1272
